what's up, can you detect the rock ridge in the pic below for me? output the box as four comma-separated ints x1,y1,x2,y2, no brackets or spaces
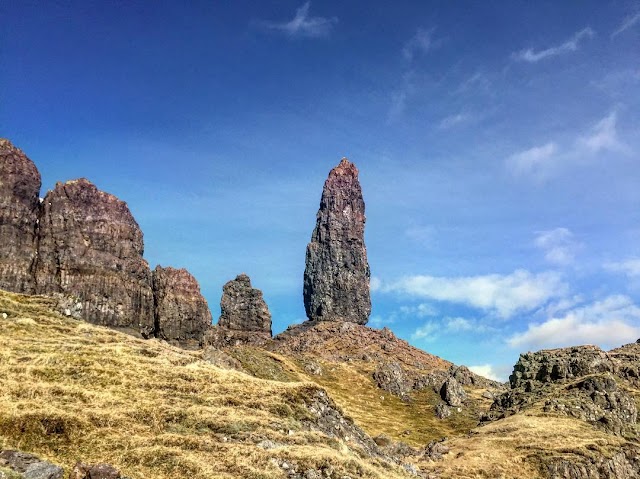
0,139,212,343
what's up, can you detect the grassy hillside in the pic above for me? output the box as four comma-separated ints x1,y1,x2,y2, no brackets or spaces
0,291,411,479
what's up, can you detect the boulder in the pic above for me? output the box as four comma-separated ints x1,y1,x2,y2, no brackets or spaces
440,377,467,407
34,179,154,335
0,450,63,479
0,139,41,294
152,266,212,343
70,463,121,479
303,158,371,324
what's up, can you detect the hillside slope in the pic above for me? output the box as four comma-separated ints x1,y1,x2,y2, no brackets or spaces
0,290,413,479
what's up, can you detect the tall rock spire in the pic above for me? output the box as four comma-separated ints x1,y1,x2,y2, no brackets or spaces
303,158,371,324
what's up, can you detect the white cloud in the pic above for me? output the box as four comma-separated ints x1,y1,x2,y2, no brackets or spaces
612,12,640,38
411,322,439,341
438,112,472,130
370,276,382,292
468,364,503,382
604,258,640,277
261,2,337,38
445,316,474,332
403,28,436,61
506,142,557,181
399,303,439,318
508,295,640,350
534,228,580,265
380,269,566,318
514,28,594,62
577,111,629,154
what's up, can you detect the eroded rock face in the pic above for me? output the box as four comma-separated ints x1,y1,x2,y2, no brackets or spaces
34,179,154,334
204,274,272,348
218,273,271,333
510,345,615,389
303,158,371,325
152,266,212,343
0,139,41,294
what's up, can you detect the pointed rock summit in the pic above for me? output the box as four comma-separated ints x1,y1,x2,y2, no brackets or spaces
303,158,371,324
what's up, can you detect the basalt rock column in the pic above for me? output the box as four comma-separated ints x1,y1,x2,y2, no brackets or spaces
34,179,155,334
303,158,371,324
0,139,41,293
152,265,213,343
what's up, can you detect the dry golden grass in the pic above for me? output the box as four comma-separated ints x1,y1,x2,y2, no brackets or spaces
0,291,412,479
416,412,628,479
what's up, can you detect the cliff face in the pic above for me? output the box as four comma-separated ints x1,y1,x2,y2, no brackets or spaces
34,179,156,334
303,158,371,325
0,139,41,294
153,265,212,343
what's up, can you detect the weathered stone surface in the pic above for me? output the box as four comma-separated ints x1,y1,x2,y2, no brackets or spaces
510,345,615,389
373,361,412,398
34,179,154,334
218,273,271,333
152,266,212,343
0,450,63,479
303,158,371,324
440,377,467,407
546,446,640,479
0,139,41,294
204,274,272,348
70,462,121,479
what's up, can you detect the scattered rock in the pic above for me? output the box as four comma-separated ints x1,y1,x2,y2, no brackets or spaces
201,347,243,370
303,158,371,324
0,450,63,479
152,266,212,343
440,377,467,407
373,361,412,397
546,445,640,479
434,403,451,419
70,463,121,479
34,179,155,335
0,139,41,294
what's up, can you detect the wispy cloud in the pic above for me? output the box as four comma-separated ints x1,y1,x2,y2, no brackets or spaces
402,28,438,62
379,269,566,319
438,112,472,130
508,295,640,350
612,12,640,38
577,111,629,154
260,2,337,38
534,228,580,266
604,258,640,277
514,28,595,62
411,316,487,341
506,142,557,181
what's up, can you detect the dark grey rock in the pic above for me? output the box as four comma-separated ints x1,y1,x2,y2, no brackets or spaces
303,158,371,325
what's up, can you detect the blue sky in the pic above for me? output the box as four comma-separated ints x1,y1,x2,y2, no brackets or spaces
2,1,639,380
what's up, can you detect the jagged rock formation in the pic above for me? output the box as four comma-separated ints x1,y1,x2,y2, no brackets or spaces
34,179,155,334
303,158,371,325
0,139,213,342
152,266,212,344
0,139,41,294
204,274,272,347
491,344,638,437
440,376,467,407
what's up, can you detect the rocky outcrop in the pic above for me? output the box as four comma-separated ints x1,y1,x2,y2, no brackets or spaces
204,274,272,348
546,445,640,479
373,361,412,399
152,266,212,344
70,462,122,479
510,345,615,390
440,376,467,407
303,158,371,325
0,139,41,294
34,179,155,335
